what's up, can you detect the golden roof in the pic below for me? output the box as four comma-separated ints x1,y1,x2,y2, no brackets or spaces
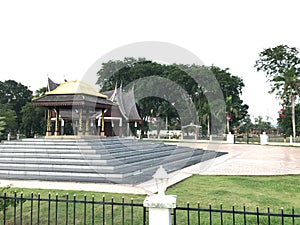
45,80,108,99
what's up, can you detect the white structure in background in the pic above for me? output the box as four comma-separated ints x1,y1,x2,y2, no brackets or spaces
260,132,269,145
226,132,235,144
181,122,202,140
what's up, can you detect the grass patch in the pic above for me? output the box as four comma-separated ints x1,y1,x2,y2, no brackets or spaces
167,175,300,210
1,175,300,224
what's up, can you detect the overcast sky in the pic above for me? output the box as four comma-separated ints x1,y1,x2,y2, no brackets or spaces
0,0,299,124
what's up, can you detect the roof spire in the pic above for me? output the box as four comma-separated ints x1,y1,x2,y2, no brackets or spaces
47,77,59,92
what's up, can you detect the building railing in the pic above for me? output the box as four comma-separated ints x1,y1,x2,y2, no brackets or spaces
0,193,299,225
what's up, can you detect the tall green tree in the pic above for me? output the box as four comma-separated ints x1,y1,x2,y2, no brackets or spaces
238,114,253,143
21,102,46,137
254,116,273,134
0,103,18,138
210,66,249,133
277,103,300,136
0,80,33,125
97,58,247,136
97,59,197,134
255,45,300,140
34,87,47,98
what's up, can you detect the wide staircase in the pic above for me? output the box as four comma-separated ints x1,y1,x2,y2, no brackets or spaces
0,137,226,184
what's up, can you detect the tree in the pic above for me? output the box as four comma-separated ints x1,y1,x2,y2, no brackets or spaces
97,59,197,134
254,116,273,134
0,186,24,213
34,87,47,98
238,114,253,144
277,103,300,136
21,102,46,137
210,66,249,133
97,58,248,136
0,80,33,125
0,103,17,138
255,45,300,140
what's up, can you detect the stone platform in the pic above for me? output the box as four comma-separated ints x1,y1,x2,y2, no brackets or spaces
0,137,226,184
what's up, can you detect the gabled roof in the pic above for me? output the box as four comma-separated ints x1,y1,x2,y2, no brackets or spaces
45,80,108,99
33,80,113,108
102,86,141,121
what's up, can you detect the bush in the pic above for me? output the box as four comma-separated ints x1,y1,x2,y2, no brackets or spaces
0,185,24,212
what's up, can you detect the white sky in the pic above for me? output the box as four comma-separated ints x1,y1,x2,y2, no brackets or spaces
0,0,299,124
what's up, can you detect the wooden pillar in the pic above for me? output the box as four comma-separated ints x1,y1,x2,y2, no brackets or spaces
78,108,83,136
101,109,105,137
61,119,65,135
85,108,90,135
127,122,130,136
54,108,60,136
46,109,52,136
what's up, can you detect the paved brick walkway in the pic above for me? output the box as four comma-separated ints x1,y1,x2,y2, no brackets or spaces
138,143,300,193
181,142,300,175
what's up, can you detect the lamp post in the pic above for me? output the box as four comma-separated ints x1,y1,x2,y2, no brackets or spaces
153,165,168,195
143,166,177,225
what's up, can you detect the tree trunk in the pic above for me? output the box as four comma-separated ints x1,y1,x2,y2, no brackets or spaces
291,95,296,142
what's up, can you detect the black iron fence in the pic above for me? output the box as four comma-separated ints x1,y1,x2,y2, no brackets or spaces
174,203,300,225
0,193,147,225
0,193,299,225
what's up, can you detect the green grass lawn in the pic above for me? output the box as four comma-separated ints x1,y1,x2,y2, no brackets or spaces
167,175,300,210
1,175,299,224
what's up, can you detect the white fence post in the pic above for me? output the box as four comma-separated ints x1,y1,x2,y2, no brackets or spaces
144,195,177,225
143,166,177,225
260,132,269,145
226,132,234,144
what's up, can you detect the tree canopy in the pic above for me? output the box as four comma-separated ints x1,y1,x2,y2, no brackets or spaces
97,58,248,135
0,80,32,127
0,80,47,139
255,45,300,138
0,103,17,139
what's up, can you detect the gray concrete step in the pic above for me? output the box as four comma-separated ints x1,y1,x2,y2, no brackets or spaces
0,137,225,184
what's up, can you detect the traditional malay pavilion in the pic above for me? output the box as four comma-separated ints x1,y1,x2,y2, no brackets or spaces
32,79,141,137
33,80,112,137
